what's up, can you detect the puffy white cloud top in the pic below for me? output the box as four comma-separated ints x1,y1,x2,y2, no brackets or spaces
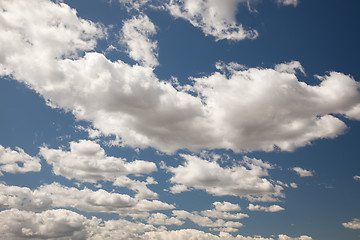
0,145,41,175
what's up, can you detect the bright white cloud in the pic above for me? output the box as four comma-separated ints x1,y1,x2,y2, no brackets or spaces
1,0,360,155
292,167,314,177
121,14,159,67
114,176,159,199
277,0,299,7
0,183,174,217
147,213,184,226
167,155,283,201
0,209,90,240
290,182,298,188
166,0,258,41
40,140,157,183
173,210,244,229
200,201,249,220
342,218,360,230
248,204,285,212
0,145,41,175
354,175,360,181
278,235,312,240
143,230,311,240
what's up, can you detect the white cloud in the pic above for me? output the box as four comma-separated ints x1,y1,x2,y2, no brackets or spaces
0,183,174,217
166,0,258,41
114,176,159,199
354,176,360,181
169,184,189,194
1,0,360,154
290,183,298,188
0,145,41,175
173,210,244,229
147,213,184,226
167,155,283,201
118,0,150,11
121,14,159,67
248,204,285,212
292,167,314,177
277,0,299,7
40,140,157,183
0,209,90,240
89,218,160,240
200,201,249,220
275,61,305,75
278,235,312,240
342,218,360,230
143,230,311,240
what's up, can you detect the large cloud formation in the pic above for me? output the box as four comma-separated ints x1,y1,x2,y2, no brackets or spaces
1,0,360,154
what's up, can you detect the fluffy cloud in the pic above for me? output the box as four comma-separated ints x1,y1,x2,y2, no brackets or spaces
277,235,312,240
200,201,249,220
0,209,90,240
0,183,174,217
0,145,41,175
166,0,258,41
276,0,299,7
354,176,360,181
143,230,311,240
173,210,244,229
167,155,283,201
248,204,285,212
121,15,159,67
40,140,157,183
342,218,360,230
1,0,360,154
147,213,184,226
292,167,314,177
0,208,161,240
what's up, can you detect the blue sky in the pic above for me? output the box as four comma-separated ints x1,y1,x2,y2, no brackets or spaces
0,0,360,239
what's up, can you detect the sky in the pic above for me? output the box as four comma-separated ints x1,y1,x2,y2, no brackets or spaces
0,0,360,239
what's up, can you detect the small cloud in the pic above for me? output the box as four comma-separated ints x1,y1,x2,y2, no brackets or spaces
354,176,360,181
292,167,314,177
277,0,300,7
248,204,285,212
290,182,298,188
342,218,360,230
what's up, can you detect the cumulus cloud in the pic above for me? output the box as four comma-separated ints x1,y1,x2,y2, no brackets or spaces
342,218,360,230
0,208,162,240
173,210,244,229
290,183,298,188
292,167,314,177
248,204,285,212
0,183,174,218
167,155,283,201
0,145,41,175
147,213,184,226
277,0,299,7
143,230,311,240
166,0,258,41
40,140,157,183
1,0,360,155
0,209,90,240
200,201,249,220
121,14,159,67
354,176,360,181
